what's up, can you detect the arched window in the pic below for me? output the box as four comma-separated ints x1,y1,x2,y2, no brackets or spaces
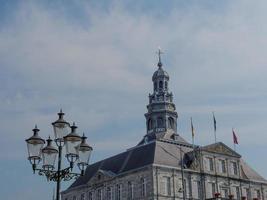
148,119,153,130
159,81,163,89
165,81,168,90
168,117,174,129
157,117,164,128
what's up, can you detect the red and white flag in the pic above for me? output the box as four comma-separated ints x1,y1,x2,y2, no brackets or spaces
232,129,238,144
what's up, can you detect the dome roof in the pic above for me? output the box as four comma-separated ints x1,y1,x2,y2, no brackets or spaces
152,64,169,81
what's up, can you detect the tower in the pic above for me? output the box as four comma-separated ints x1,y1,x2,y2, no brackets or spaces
144,49,178,141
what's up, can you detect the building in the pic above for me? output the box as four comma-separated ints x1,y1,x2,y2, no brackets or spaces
62,53,267,200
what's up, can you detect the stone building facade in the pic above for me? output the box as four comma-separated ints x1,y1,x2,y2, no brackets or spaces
62,55,267,200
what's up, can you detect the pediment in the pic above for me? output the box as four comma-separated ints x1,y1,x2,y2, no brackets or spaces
201,142,241,158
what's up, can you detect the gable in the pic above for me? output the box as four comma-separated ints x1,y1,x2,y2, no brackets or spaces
201,142,241,158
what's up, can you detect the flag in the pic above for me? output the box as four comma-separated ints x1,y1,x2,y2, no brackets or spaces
191,117,195,137
213,112,216,132
232,129,238,144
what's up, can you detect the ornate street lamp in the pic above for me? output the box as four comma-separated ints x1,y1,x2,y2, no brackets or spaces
42,137,58,171
64,123,81,168
25,110,93,200
26,125,45,171
52,109,70,146
78,134,93,175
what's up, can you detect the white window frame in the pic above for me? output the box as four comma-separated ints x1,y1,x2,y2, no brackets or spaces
141,177,146,197
207,157,214,171
127,181,134,200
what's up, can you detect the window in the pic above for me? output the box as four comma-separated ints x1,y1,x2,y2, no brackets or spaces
88,192,93,200
107,187,112,200
168,117,174,129
97,189,102,200
154,82,157,91
231,162,238,175
166,177,171,195
127,182,134,200
159,81,163,89
211,183,216,198
141,178,146,197
221,188,228,198
235,187,240,199
157,117,164,128
148,119,153,130
73,196,77,200
194,181,201,199
165,81,168,90
207,157,214,171
256,189,261,199
160,177,171,196
246,188,250,200
81,193,85,200
183,179,187,198
115,184,122,200
219,160,226,173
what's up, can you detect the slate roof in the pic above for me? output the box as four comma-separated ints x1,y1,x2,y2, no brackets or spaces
66,138,267,191
67,136,192,190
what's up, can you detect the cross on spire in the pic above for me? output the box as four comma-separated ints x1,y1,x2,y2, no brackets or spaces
157,47,163,68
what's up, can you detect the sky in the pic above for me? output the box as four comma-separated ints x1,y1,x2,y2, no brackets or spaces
1,0,267,199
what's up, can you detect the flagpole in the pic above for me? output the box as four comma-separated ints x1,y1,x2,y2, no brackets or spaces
191,117,195,149
213,112,217,143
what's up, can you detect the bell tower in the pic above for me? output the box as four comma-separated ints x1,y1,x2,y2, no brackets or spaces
144,49,178,139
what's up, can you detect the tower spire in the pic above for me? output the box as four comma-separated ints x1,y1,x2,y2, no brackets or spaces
145,50,178,140
157,47,163,68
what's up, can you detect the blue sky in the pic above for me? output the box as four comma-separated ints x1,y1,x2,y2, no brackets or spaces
1,0,267,199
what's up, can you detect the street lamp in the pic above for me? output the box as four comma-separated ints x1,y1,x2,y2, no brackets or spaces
25,125,45,171
25,110,93,200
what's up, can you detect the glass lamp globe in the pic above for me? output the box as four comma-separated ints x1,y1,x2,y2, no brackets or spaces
25,125,45,168
64,123,81,167
52,109,70,146
42,137,58,171
77,134,93,174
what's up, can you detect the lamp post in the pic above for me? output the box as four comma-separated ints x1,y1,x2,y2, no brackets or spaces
25,110,93,200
